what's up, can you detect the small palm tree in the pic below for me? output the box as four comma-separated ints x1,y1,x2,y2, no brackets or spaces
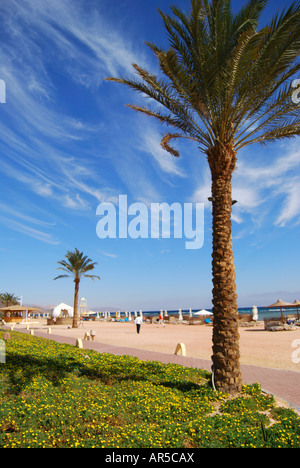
0,292,19,307
54,249,100,328
106,0,300,392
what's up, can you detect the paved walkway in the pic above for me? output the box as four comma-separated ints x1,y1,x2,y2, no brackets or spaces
12,328,300,412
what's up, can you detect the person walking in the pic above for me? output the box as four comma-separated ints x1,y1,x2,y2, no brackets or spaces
157,311,165,327
135,314,143,334
79,316,84,328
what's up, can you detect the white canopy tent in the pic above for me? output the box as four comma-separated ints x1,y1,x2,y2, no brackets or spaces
51,303,73,319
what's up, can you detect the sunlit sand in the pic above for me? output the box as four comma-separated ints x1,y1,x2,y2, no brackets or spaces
11,319,300,373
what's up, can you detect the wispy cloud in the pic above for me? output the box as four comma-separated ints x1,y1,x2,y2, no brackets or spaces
191,141,300,228
274,178,300,227
0,215,59,245
192,167,211,207
0,203,56,228
0,0,190,230
0,0,144,218
0,0,138,85
233,143,300,227
0,200,60,245
98,250,118,259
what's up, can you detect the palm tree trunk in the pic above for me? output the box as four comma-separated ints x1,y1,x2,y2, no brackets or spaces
207,143,242,394
73,278,80,329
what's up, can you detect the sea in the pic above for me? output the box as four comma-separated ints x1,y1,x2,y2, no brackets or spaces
101,306,299,321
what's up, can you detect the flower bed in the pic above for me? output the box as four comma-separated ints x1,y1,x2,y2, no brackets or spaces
0,331,299,448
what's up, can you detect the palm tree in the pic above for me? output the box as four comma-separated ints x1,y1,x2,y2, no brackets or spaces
106,0,300,393
54,249,100,328
0,292,19,307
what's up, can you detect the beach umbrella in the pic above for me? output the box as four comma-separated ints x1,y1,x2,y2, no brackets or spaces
194,309,213,316
292,300,300,319
265,299,293,321
84,310,97,315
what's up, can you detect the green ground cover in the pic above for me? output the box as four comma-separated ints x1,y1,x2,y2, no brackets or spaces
0,331,299,448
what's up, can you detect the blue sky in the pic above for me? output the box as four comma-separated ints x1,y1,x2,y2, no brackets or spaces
0,0,299,311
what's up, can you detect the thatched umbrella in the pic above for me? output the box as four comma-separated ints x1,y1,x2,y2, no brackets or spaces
265,299,294,322
291,300,300,319
0,305,40,323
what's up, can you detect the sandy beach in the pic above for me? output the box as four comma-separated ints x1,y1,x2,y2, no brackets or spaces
12,319,300,373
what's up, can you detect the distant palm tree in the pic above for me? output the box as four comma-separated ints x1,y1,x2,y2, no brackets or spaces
54,249,100,328
0,292,19,307
106,0,300,392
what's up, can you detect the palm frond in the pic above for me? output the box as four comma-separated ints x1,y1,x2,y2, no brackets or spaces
235,81,300,148
106,0,300,157
232,0,269,34
232,2,300,127
53,274,70,280
161,133,181,157
238,120,300,148
83,274,101,280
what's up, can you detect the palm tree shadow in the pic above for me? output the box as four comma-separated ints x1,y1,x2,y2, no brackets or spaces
5,352,85,395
